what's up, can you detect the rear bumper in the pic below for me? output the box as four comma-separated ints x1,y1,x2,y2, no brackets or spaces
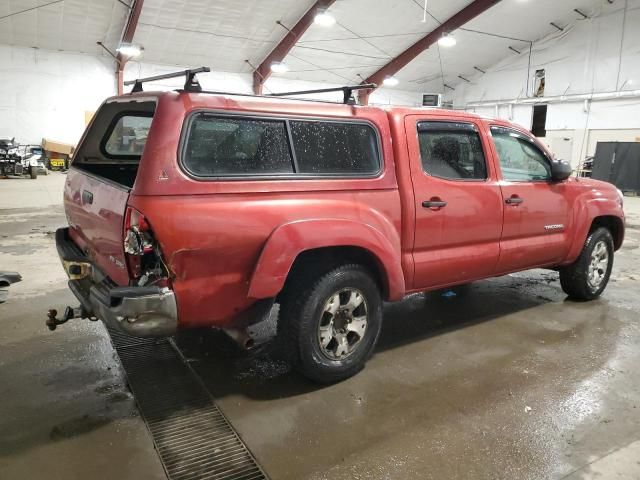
0,271,22,303
56,227,177,337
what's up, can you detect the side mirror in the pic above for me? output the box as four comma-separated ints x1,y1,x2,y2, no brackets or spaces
550,159,572,181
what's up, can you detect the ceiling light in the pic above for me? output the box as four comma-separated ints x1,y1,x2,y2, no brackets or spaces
116,43,143,57
437,33,456,47
383,76,399,87
314,11,336,27
270,61,289,73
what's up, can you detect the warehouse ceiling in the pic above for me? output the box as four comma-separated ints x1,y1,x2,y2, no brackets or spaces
0,0,615,93
0,0,127,55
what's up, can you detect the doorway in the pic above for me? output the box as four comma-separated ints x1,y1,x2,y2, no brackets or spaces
531,104,548,137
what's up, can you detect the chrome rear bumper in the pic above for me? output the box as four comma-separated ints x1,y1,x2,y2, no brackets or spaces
0,271,22,303
55,227,177,337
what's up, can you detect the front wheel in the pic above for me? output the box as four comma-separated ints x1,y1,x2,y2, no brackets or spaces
560,227,614,300
278,264,383,383
29,166,37,179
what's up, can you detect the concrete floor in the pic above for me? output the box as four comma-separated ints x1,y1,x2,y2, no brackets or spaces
1,172,640,480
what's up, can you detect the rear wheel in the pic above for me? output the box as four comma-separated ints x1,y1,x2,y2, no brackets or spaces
559,227,614,300
278,264,383,383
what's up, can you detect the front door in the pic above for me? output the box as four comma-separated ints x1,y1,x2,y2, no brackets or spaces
406,116,504,290
489,125,571,273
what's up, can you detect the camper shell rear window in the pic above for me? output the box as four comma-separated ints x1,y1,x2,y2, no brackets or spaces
72,100,156,188
101,112,154,159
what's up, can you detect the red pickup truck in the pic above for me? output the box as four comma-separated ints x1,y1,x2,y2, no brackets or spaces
52,72,625,382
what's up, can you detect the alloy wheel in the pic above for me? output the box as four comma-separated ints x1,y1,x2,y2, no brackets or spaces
317,288,368,360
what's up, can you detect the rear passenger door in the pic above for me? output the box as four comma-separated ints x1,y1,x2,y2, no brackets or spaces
489,126,570,272
405,116,504,289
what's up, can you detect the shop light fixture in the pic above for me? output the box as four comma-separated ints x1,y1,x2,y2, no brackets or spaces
437,33,457,47
314,11,336,27
383,76,399,87
270,61,289,73
116,43,143,57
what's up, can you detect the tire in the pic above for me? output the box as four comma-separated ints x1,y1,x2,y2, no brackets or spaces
278,264,383,383
29,166,37,179
559,227,614,300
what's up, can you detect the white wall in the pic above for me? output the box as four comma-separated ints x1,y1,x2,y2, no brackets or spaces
0,46,422,147
453,0,640,167
0,45,116,145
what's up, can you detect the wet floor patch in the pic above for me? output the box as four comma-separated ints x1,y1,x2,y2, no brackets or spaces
49,415,112,440
173,236,640,479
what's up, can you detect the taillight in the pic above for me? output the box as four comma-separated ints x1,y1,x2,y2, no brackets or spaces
124,207,154,256
123,206,171,286
124,206,154,278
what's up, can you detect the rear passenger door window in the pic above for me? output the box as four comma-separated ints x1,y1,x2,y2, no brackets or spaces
183,114,294,176
289,121,380,175
417,122,487,180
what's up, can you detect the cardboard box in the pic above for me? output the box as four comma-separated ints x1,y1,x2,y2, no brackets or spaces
41,138,75,156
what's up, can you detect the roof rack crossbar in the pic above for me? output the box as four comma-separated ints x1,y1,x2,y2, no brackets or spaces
267,84,377,105
123,67,211,93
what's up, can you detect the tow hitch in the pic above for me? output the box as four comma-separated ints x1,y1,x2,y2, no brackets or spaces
46,306,94,331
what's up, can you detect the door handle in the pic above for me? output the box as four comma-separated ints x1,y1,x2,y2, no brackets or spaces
82,190,93,205
505,196,523,205
422,199,447,209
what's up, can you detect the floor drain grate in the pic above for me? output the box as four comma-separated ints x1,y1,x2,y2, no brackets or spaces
108,327,267,480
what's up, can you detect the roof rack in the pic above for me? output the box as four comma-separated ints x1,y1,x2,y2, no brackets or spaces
124,67,211,93
267,84,376,105
123,66,376,105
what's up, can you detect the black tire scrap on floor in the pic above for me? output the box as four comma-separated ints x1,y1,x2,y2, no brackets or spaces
107,328,268,480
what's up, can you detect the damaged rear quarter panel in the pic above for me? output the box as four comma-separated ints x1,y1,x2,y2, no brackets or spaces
128,189,401,329
127,94,400,329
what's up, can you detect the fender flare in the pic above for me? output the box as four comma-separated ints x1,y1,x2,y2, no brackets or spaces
248,219,405,301
566,197,624,262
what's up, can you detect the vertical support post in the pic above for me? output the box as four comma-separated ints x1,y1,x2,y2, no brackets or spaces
117,68,124,95
526,42,533,97
116,0,145,95
358,88,372,106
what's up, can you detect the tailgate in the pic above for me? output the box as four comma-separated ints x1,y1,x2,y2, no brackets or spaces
64,169,130,285
64,98,156,286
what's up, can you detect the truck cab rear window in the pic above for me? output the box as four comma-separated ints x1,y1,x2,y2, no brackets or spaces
182,114,381,178
103,114,153,158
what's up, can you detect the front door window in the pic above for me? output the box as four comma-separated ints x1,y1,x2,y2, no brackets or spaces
490,126,551,181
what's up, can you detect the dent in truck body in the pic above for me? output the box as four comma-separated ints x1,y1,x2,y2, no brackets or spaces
248,217,405,301
129,189,403,329
55,227,178,336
